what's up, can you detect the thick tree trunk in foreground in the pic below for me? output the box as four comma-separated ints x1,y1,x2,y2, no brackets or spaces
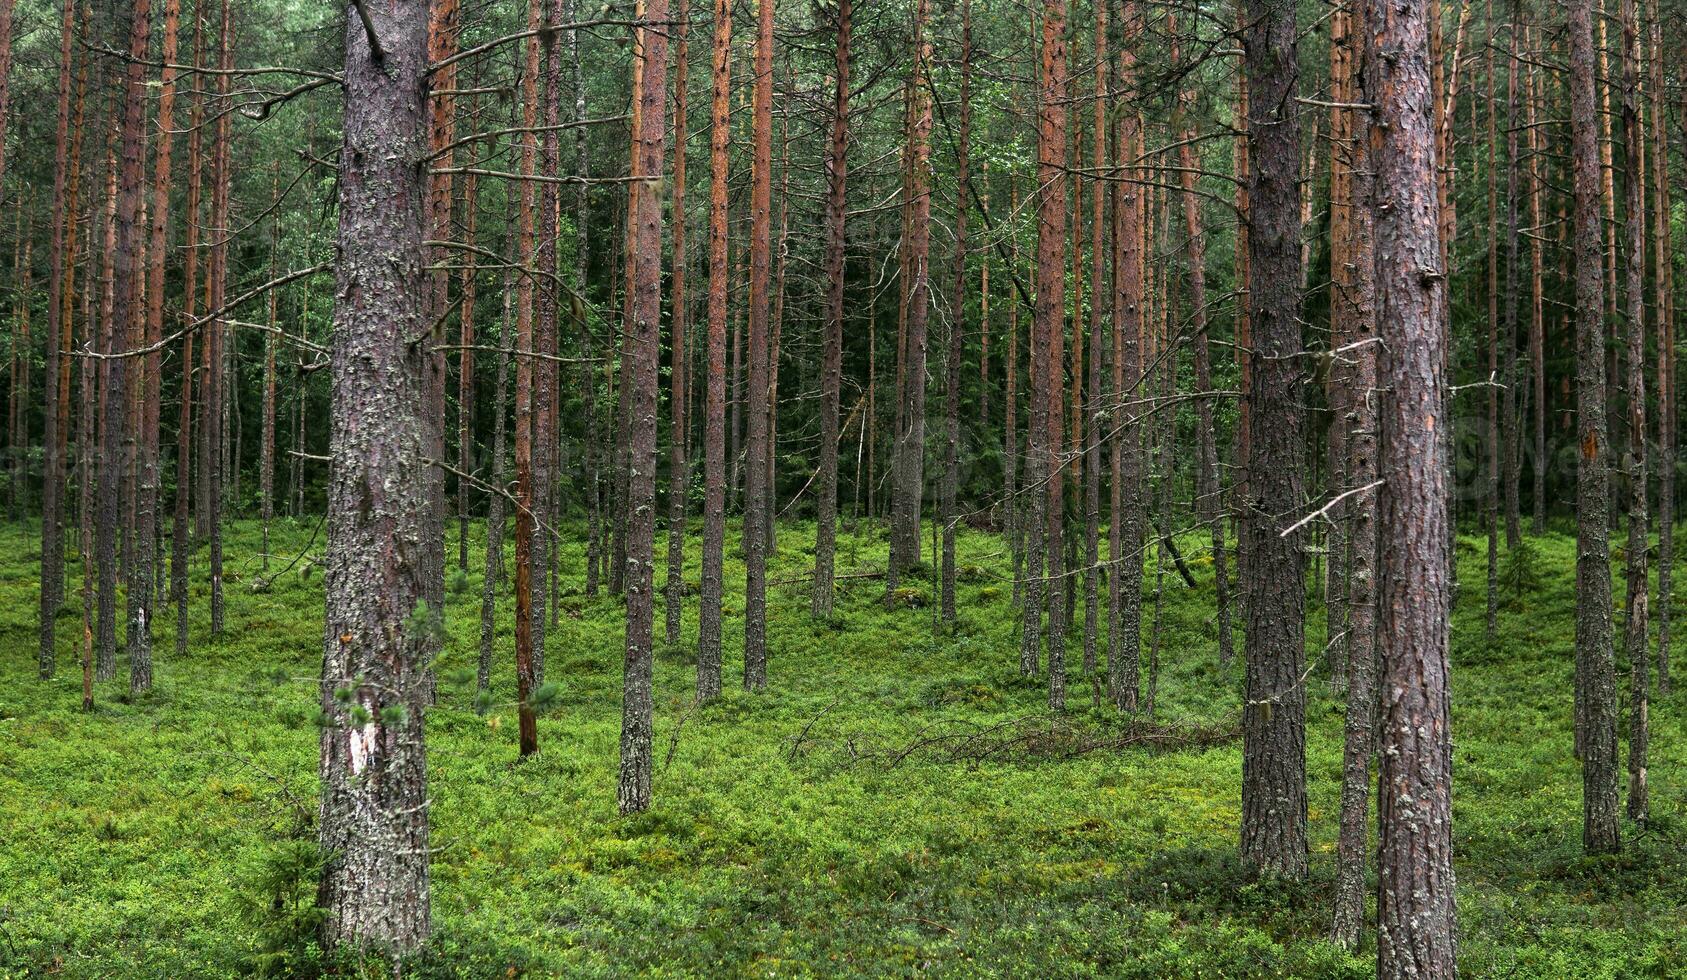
620,0,669,813
317,0,433,951
812,0,850,618
1568,0,1622,855
1239,0,1308,879
1363,0,1458,968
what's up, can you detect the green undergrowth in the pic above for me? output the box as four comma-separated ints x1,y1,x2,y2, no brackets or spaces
0,518,1683,977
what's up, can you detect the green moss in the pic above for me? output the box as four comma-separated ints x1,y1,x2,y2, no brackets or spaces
0,520,1678,977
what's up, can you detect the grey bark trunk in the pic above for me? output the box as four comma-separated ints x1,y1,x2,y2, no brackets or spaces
317,0,433,950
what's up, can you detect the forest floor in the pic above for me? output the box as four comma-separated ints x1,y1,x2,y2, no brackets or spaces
1,518,1685,978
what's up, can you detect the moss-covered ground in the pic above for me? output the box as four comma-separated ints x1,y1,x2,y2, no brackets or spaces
0,519,1683,977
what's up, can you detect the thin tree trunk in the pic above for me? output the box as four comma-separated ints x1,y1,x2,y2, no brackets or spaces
131,0,181,693
741,0,775,691
663,0,690,646
457,167,478,572
1176,8,1222,669
1501,9,1522,550
479,228,516,706
1080,0,1106,671
812,0,850,619
1484,0,1500,641
940,0,972,626
172,0,198,661
531,0,561,685
1329,0,1377,948
1037,0,1069,711
38,0,78,680
426,0,460,611
1007,177,1023,607
511,0,544,758
317,0,432,950
100,0,153,685
1526,21,1545,535
1650,0,1673,693
261,163,280,572
1108,1,1145,707
206,0,232,638
697,0,731,702
1618,0,1649,825
620,0,668,812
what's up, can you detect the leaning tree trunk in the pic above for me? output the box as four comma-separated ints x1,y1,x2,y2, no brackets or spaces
316,0,433,951
1568,0,1622,855
1239,0,1308,880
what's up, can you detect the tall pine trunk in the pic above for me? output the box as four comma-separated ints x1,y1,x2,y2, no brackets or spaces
1239,0,1308,879
1618,0,1649,824
1361,0,1458,965
1569,0,1622,855
811,0,850,618
620,0,669,812
317,0,433,950
741,0,774,690
1035,0,1068,711
940,0,972,625
38,0,79,679
697,0,731,701
888,0,932,581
